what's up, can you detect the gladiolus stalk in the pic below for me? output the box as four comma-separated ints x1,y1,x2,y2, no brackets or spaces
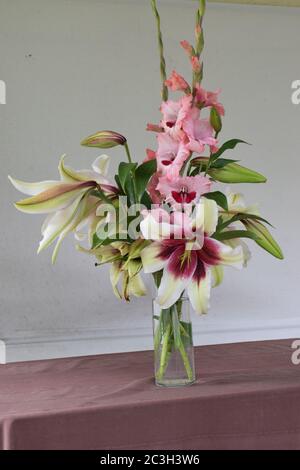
151,0,168,102
193,0,206,88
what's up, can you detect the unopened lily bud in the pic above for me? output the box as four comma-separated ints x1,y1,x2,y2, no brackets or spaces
209,162,267,184
81,130,127,149
210,107,222,134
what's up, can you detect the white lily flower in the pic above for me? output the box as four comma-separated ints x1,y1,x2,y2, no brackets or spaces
9,156,118,262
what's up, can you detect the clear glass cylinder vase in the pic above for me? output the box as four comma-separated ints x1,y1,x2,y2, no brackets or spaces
153,297,196,387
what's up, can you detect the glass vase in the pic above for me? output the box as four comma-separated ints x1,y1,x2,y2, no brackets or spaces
153,297,196,387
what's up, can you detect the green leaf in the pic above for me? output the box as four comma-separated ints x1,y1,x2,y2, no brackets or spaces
243,220,284,260
203,191,228,211
213,230,259,242
92,231,105,249
134,159,157,202
211,138,249,162
124,177,136,206
211,158,239,169
114,174,123,193
141,191,153,209
209,162,267,184
217,212,273,232
118,162,137,192
190,156,209,168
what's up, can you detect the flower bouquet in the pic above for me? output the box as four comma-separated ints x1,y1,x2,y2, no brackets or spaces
9,0,283,387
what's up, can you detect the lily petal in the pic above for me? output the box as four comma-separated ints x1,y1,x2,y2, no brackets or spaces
110,262,122,299
193,198,218,237
59,155,108,185
217,241,244,268
14,181,96,214
38,195,83,254
128,274,147,297
157,247,197,308
187,269,212,314
156,269,187,309
8,175,61,196
51,194,90,264
92,155,110,176
211,265,224,287
141,242,167,274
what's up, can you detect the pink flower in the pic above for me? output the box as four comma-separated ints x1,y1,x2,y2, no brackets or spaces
146,123,163,133
195,85,225,116
165,70,190,93
160,96,192,140
183,108,217,153
144,148,157,163
191,56,201,73
157,174,211,208
147,173,163,204
141,200,244,313
156,133,190,177
180,40,193,56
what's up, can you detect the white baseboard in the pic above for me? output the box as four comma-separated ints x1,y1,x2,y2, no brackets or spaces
1,318,299,364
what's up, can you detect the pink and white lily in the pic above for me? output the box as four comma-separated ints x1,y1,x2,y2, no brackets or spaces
140,199,244,314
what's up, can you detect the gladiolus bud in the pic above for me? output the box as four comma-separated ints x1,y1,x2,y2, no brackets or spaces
210,107,222,134
81,130,127,149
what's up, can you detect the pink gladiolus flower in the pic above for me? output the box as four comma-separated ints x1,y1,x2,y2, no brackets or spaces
156,133,190,177
140,199,244,313
144,148,157,163
195,85,225,116
160,96,192,140
146,123,163,133
183,108,217,153
180,40,193,56
157,174,211,208
165,70,190,93
147,173,163,204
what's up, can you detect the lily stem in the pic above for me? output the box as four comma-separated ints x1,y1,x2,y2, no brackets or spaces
124,142,132,163
124,142,139,203
157,322,172,380
178,340,194,381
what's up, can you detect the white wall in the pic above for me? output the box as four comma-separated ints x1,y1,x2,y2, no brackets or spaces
0,0,299,362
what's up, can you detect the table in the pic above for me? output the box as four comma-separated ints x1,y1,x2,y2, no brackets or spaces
0,339,299,450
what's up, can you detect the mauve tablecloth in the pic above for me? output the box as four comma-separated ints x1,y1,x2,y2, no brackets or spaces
0,339,299,450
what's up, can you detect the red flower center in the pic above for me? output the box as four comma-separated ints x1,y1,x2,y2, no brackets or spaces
166,121,175,128
171,188,196,204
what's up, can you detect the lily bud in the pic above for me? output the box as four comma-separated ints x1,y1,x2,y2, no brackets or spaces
81,130,127,149
209,162,267,184
210,107,222,134
243,219,284,260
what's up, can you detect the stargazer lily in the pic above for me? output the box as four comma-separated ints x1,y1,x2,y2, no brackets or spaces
8,155,119,263
140,198,244,314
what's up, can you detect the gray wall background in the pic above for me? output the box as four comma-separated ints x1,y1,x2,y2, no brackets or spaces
0,0,299,359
